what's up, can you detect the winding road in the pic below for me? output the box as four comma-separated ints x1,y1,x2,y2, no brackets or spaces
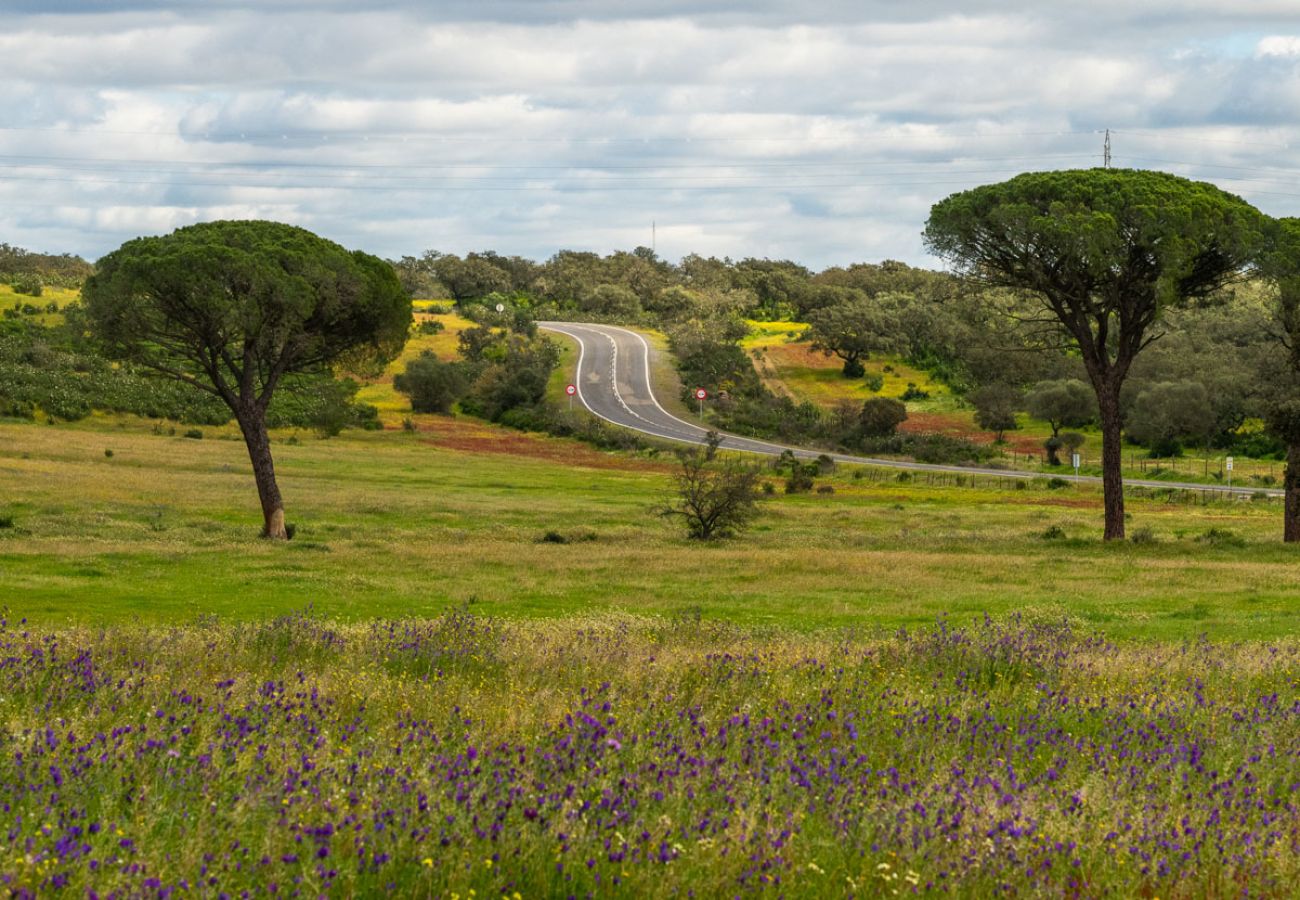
540,321,1282,499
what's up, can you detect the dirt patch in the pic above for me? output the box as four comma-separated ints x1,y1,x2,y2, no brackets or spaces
750,352,797,400
900,412,1046,457
898,411,973,438
765,342,837,370
403,417,669,473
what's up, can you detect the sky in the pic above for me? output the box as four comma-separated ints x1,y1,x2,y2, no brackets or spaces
5,2,1300,268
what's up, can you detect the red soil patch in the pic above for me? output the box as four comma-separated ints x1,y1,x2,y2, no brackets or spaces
766,343,837,369
401,416,668,473
900,412,1047,457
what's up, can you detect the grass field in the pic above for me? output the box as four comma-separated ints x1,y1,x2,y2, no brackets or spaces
0,283,80,327
744,321,950,409
3,414,1298,638
7,346,1300,896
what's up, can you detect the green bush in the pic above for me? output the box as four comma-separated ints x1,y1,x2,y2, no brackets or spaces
10,273,43,297
460,336,560,422
1130,527,1158,544
393,351,470,414
854,432,995,465
0,330,375,430
1196,527,1245,547
859,397,907,438
784,466,815,494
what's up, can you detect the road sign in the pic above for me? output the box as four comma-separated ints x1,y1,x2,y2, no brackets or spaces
495,303,505,313
565,384,577,396
1071,452,1080,470
695,388,707,400
1225,457,1234,471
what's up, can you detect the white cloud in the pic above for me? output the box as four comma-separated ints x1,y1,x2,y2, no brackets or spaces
1256,35,1300,57
4,4,1300,267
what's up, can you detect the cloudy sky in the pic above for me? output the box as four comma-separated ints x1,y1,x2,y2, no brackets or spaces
5,1,1300,268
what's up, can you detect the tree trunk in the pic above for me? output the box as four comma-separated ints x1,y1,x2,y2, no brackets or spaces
1286,442,1300,543
237,409,288,540
1096,384,1126,541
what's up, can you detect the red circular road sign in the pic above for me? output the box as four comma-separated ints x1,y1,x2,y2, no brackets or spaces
566,384,577,396
695,388,708,400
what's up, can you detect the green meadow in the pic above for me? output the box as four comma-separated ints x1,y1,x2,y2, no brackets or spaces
3,414,1298,638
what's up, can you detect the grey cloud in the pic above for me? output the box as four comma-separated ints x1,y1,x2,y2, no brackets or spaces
4,3,1300,266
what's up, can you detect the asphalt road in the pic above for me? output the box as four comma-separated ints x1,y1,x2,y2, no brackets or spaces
539,321,1282,499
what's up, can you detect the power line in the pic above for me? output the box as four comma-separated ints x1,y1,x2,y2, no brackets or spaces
0,170,1050,192
0,151,1093,173
1113,129,1293,150
0,124,1103,142
0,161,1096,187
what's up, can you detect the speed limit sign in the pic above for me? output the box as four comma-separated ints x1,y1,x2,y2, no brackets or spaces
695,388,707,400
565,384,577,396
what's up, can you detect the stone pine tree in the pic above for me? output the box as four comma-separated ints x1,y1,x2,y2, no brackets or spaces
1259,216,1300,542
925,169,1266,540
84,220,410,539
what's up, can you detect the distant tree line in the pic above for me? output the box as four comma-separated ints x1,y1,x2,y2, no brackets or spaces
0,243,94,291
390,241,1288,467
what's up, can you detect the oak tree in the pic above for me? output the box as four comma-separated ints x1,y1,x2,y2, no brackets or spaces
805,293,903,378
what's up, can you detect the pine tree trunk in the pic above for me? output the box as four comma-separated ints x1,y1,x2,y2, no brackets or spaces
1286,442,1300,543
1097,384,1126,541
237,408,288,540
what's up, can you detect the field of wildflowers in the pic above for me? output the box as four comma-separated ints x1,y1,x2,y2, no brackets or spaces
4,607,1300,897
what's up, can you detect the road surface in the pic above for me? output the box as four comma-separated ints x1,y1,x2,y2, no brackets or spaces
539,321,1282,499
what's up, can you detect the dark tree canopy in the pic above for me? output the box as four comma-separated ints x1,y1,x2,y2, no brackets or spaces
1263,218,1300,367
84,220,410,537
1024,379,1096,437
1125,381,1219,455
859,397,908,438
805,293,904,378
1259,216,1300,541
969,383,1021,443
926,168,1267,539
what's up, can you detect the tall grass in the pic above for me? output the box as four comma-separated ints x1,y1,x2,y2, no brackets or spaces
5,610,1300,896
